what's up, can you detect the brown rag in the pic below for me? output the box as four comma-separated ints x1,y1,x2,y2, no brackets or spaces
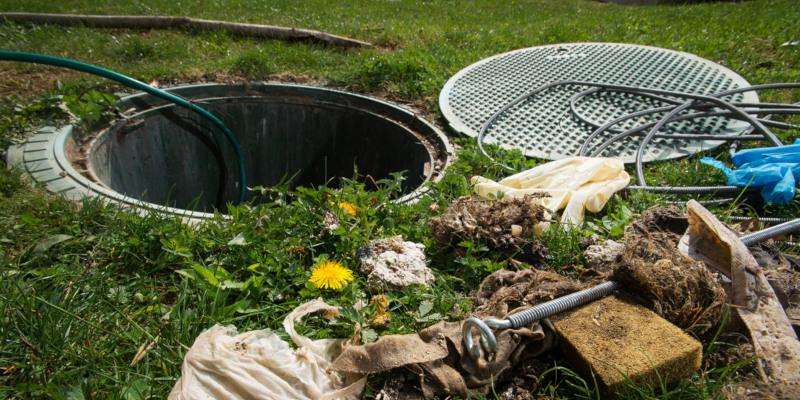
329,316,556,398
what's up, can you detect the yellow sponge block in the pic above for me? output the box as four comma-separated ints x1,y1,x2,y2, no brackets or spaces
551,294,702,397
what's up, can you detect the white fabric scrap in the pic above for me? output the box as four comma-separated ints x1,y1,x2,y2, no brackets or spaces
472,157,630,226
168,299,366,400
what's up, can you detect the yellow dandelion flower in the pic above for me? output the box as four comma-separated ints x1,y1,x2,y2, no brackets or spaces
334,201,359,216
309,260,354,290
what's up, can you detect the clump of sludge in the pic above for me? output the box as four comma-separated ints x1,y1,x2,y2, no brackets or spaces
429,194,551,267
611,206,727,335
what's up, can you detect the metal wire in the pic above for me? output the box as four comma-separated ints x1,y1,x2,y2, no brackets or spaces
503,280,622,328
463,280,621,360
740,219,800,246
462,318,497,360
571,92,800,140
477,80,800,197
726,216,799,224
582,108,800,153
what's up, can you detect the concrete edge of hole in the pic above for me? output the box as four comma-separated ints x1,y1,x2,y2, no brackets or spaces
7,83,454,222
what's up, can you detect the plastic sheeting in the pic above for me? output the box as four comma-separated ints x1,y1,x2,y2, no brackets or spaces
168,299,366,400
472,157,630,226
701,139,800,205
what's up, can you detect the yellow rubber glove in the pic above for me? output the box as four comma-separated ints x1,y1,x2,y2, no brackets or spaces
472,157,630,229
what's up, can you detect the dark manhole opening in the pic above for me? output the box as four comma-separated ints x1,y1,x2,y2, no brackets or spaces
68,83,451,216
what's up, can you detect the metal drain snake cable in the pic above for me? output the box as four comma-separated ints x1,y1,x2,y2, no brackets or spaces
593,84,800,192
576,83,800,193
476,80,783,164
476,80,800,197
740,218,800,246
463,280,622,360
571,98,800,143
577,82,800,152
574,86,800,150
0,51,247,205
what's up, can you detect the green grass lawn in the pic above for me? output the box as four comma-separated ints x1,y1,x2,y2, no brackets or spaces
1,0,799,398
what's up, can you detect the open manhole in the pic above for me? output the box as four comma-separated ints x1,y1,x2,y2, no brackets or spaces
8,83,452,218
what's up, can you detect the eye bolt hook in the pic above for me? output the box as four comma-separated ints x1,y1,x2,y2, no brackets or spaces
461,280,621,361
462,317,498,361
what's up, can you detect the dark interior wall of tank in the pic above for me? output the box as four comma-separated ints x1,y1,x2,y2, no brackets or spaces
89,98,432,211
89,108,228,211
233,101,431,199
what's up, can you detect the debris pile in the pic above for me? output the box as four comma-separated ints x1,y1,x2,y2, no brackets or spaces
329,314,557,399
613,233,727,334
169,193,800,399
470,268,589,319
429,195,550,266
680,200,800,390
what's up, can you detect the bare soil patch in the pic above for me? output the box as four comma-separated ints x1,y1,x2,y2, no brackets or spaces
0,62,80,98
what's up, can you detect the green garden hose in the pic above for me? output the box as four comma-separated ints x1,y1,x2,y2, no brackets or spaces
0,50,247,204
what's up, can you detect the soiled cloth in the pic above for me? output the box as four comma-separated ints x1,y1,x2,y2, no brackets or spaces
679,200,800,388
472,157,630,227
330,269,574,399
329,320,555,399
168,299,366,400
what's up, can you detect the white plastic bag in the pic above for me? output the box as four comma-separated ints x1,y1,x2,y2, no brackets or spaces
168,299,366,400
472,157,630,227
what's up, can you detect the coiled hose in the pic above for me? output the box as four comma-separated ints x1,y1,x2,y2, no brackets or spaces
0,51,247,205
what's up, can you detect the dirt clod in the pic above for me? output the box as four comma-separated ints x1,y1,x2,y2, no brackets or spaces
357,236,433,291
374,373,424,400
584,239,624,274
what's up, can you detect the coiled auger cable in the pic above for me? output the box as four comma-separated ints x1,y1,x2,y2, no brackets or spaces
477,80,800,196
463,280,622,360
740,218,800,246
0,51,247,205
476,81,795,166
476,80,800,237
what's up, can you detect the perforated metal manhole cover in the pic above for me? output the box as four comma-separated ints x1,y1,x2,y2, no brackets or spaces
440,43,759,163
